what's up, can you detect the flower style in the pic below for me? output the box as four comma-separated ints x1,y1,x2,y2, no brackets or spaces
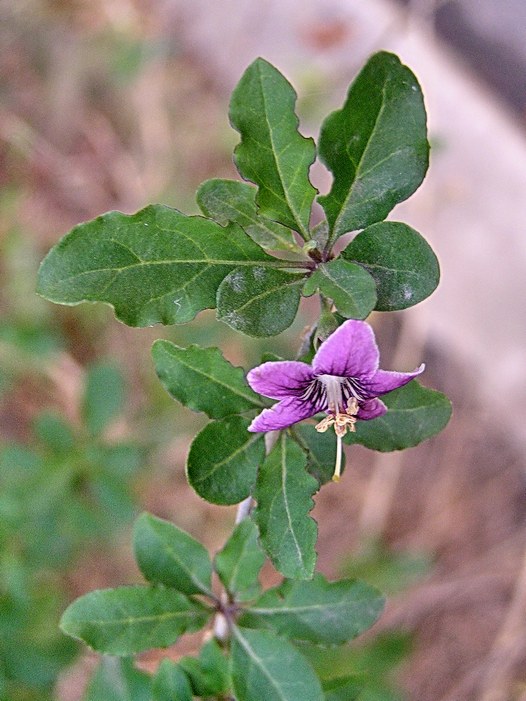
247,319,424,481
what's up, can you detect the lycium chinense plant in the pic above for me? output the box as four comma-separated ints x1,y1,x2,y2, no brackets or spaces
37,52,451,700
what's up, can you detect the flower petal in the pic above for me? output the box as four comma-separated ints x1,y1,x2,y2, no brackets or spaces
357,398,387,420
364,364,425,396
246,361,314,400
248,397,317,432
313,320,379,379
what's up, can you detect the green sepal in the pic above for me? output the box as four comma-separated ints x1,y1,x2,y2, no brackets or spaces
152,659,193,701
239,573,384,645
342,221,439,310
214,518,265,601
152,340,262,419
187,416,265,505
197,178,298,251
254,432,318,579
217,266,306,337
318,52,428,242
60,585,211,655
344,381,452,451
133,512,213,596
230,58,317,238
231,626,324,701
303,259,377,319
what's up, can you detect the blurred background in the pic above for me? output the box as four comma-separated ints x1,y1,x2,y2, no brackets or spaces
1,1,526,700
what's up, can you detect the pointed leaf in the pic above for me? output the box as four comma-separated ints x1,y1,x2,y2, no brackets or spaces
230,58,316,238
214,519,265,601
342,221,439,310
37,205,278,327
217,266,305,337
152,659,193,701
345,381,452,452
292,424,345,486
231,627,324,701
179,639,231,697
254,433,318,579
318,52,429,242
303,259,377,319
60,586,210,655
84,657,152,701
187,416,265,505
239,573,384,645
152,340,263,419
133,512,213,596
322,677,364,701
82,363,125,435
197,178,298,251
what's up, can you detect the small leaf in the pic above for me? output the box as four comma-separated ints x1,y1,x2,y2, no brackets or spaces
60,586,210,655
217,266,305,337
318,52,429,242
345,381,452,452
187,416,265,505
292,424,344,486
33,412,75,454
84,657,152,701
133,512,213,596
197,178,298,251
239,573,384,645
214,519,265,601
179,639,231,697
342,221,439,310
254,433,318,579
322,677,364,701
152,659,193,701
230,58,317,238
231,627,324,701
37,205,277,327
303,259,377,319
152,340,262,419
82,363,125,435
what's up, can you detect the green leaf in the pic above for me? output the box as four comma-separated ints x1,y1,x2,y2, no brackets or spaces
197,178,298,251
60,586,210,655
342,222,439,310
152,659,193,701
217,266,305,337
187,416,265,505
133,512,213,596
254,433,318,579
152,340,262,419
345,381,452,452
322,677,364,701
230,58,317,238
179,639,231,697
318,52,429,242
231,627,324,701
33,412,75,453
214,519,265,601
84,657,152,701
291,424,344,486
303,259,377,319
82,363,125,435
239,573,384,645
37,205,277,327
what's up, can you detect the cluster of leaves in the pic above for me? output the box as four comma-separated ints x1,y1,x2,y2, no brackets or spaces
0,364,145,700
63,513,385,701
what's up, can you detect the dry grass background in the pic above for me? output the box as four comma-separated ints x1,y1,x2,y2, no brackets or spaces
1,1,526,700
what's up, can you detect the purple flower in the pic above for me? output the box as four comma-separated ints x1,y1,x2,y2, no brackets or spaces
246,319,424,481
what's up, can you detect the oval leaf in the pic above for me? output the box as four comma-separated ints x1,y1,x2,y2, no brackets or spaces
60,586,210,655
255,433,318,579
342,221,440,310
214,519,265,601
239,573,384,645
187,416,265,505
197,178,298,251
85,658,152,701
37,205,276,327
217,266,305,337
133,512,213,596
303,258,377,319
345,381,452,452
153,660,193,701
230,58,317,238
152,340,263,419
318,52,429,242
231,627,324,701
